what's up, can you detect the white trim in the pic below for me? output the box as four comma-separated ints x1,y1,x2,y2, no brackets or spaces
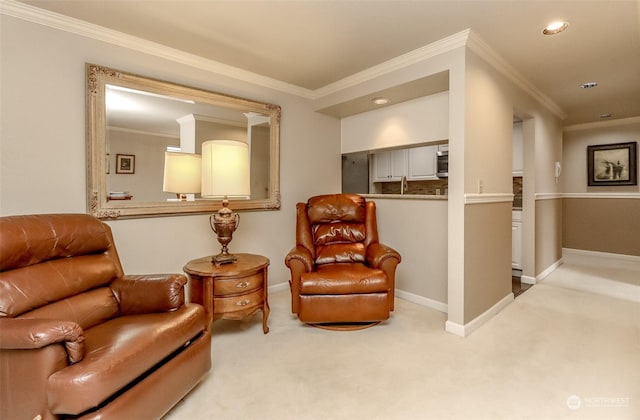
563,116,640,132
562,248,640,263
445,292,514,337
464,193,514,204
0,0,571,124
466,31,566,120
268,282,289,295
521,275,536,285
563,193,640,199
107,126,178,139
395,289,448,313
536,257,563,282
0,0,314,98
535,193,563,201
314,29,470,98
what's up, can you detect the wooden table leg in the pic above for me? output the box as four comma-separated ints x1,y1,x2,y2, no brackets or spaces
203,276,213,329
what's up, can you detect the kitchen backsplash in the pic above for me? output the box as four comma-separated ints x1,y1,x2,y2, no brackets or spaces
379,179,449,195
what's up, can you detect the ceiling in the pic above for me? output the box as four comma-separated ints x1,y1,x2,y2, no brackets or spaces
16,0,640,125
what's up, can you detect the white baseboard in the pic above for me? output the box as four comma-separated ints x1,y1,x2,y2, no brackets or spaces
536,257,564,282
444,292,514,337
268,282,289,294
395,289,448,313
521,275,536,285
563,248,640,262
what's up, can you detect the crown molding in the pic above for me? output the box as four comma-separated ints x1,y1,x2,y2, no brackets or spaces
466,30,567,121
0,0,314,99
563,116,640,132
313,29,470,99
0,0,572,120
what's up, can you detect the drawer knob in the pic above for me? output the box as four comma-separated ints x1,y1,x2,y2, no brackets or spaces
236,281,250,289
236,299,251,306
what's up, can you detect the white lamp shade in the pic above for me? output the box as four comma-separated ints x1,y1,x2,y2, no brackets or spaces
162,152,202,194
201,140,251,198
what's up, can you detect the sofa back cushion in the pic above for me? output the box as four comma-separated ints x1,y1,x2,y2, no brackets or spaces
18,288,120,330
0,214,123,318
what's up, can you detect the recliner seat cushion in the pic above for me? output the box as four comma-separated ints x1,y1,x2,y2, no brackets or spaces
299,263,389,295
47,303,205,415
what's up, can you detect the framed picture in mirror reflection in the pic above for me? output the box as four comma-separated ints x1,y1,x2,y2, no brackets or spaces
116,154,135,174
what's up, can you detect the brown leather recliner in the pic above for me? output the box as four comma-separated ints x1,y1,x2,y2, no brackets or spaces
285,194,401,329
0,214,211,420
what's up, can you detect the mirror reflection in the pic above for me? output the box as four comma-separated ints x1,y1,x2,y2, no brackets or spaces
87,64,280,219
106,85,270,202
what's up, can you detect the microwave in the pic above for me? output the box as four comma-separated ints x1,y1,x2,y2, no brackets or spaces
436,150,448,178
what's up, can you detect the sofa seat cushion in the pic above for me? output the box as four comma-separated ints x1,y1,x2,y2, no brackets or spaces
299,263,389,295
47,303,205,415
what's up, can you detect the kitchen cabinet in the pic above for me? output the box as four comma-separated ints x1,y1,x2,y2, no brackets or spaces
512,211,522,269
407,145,438,180
372,149,407,182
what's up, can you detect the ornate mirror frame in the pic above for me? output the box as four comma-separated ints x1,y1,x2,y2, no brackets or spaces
86,64,281,219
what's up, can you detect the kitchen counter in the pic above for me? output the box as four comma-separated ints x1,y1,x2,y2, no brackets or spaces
363,194,447,200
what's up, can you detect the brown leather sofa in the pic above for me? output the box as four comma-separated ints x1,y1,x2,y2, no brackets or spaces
285,194,401,329
0,214,211,420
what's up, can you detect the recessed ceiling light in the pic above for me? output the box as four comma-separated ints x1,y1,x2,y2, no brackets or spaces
580,82,599,89
372,97,389,105
542,21,569,35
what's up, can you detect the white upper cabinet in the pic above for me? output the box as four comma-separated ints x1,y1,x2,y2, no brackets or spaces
407,145,438,180
372,149,407,182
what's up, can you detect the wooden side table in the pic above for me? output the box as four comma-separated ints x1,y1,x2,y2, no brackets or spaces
184,253,270,334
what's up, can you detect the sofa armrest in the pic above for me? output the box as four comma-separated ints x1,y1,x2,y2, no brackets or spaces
366,242,401,269
110,274,187,316
0,318,85,363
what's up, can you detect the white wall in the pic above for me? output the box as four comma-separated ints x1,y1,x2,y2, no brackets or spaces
0,15,341,286
341,92,449,153
563,119,640,193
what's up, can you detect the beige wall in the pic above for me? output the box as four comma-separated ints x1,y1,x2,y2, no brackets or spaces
562,120,640,256
0,15,341,286
563,198,640,256
535,198,563,274
464,202,512,323
459,50,513,323
374,198,448,304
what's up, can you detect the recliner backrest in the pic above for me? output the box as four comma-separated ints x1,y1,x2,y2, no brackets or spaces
303,194,371,265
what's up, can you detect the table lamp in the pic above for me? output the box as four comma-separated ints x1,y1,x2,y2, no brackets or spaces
162,151,202,201
201,139,250,265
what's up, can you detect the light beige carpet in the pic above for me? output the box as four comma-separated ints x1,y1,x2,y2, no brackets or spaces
165,266,639,420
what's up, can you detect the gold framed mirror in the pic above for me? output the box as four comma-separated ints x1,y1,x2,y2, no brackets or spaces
86,64,281,219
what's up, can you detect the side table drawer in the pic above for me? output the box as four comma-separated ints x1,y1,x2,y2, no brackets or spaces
214,272,264,296
214,289,264,315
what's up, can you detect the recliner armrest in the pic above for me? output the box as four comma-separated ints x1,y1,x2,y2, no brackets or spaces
285,246,314,272
110,274,187,316
366,242,401,269
0,318,85,363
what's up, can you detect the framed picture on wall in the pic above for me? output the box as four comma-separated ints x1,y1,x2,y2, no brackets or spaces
587,142,637,186
115,154,135,174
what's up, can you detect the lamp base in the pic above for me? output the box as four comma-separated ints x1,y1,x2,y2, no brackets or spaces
212,252,237,266
209,198,240,266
